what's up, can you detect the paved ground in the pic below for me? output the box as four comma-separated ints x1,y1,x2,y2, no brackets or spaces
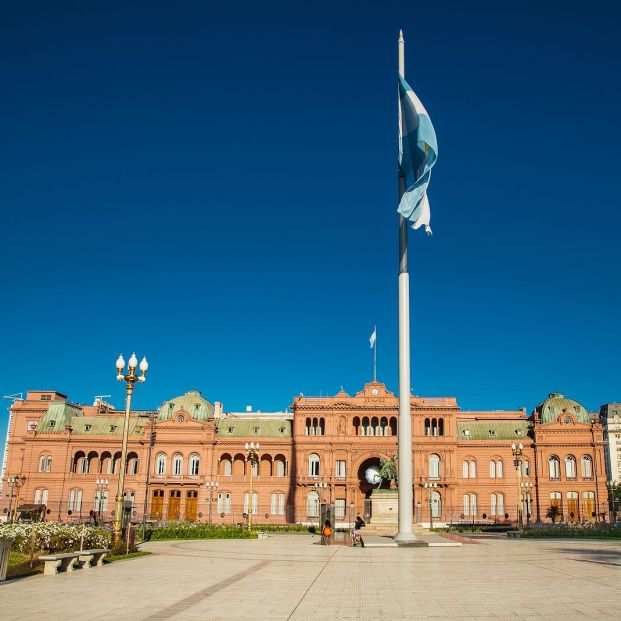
1,534,620,620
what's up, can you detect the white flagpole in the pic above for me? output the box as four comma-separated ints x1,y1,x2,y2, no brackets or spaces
373,325,377,382
395,29,416,544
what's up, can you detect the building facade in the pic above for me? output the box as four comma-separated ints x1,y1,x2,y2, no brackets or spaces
600,402,621,484
0,384,610,527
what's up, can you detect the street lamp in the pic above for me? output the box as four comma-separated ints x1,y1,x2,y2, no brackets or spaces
245,442,260,530
206,480,219,524
7,475,26,523
520,481,533,525
511,442,524,528
113,352,148,540
95,478,109,523
607,481,618,523
315,481,328,526
423,482,438,529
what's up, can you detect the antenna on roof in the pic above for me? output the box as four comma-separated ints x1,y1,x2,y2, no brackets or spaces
3,393,24,401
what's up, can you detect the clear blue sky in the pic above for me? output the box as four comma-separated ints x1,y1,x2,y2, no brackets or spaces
1,1,620,458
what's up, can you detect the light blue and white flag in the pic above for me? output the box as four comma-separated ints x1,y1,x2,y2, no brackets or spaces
398,75,438,234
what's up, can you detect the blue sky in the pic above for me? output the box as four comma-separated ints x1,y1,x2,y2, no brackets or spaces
1,1,620,459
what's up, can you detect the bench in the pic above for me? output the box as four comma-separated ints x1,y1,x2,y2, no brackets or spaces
506,531,521,539
39,549,109,576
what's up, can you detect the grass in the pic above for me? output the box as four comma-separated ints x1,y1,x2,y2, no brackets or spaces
104,551,151,562
521,526,621,539
143,524,258,541
6,551,43,579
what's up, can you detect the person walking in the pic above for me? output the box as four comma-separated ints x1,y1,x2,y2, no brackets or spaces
352,514,365,548
321,519,332,545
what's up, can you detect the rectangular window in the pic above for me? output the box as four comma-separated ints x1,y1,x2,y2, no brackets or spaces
41,394,51,401
335,499,345,519
68,489,82,512
271,493,278,515
336,460,346,478
278,493,285,515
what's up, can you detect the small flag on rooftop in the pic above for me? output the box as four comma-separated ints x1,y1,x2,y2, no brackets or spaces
397,75,438,234
369,326,376,348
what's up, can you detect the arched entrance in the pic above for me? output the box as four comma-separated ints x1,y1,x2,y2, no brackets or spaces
356,457,391,521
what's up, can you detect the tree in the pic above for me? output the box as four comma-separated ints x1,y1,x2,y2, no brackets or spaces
546,505,561,524
379,456,398,488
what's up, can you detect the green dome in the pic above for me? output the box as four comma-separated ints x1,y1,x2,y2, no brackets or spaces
158,390,214,421
535,392,591,425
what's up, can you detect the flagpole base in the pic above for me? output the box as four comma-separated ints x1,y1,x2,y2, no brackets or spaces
394,531,420,546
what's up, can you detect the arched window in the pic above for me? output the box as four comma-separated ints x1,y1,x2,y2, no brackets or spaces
307,490,320,517
522,460,530,477
68,489,83,512
371,417,380,436
380,417,388,436
319,418,325,436
361,417,370,436
565,455,577,479
490,459,502,478
463,493,477,516
217,492,232,514
352,417,360,436
274,456,286,477
469,460,476,478
219,455,232,476
100,452,112,474
39,454,52,472
172,454,183,476
462,460,469,478
491,493,504,516
126,452,139,475
431,418,438,436
305,418,311,435
438,418,444,436
189,454,200,476
308,453,320,477
390,417,398,436
312,418,318,436
430,490,442,517
424,418,431,436
155,453,167,475
548,456,560,479
428,454,441,479
581,455,593,478
34,489,48,506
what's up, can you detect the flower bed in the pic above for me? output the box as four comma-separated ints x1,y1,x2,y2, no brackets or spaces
0,523,111,554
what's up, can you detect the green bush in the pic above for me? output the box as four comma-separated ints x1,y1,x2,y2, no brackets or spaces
521,525,621,539
250,524,311,534
143,523,257,541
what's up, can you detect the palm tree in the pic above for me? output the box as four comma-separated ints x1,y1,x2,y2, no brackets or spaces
379,456,398,488
546,505,561,524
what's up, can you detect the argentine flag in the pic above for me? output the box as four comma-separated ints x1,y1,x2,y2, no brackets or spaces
398,75,438,234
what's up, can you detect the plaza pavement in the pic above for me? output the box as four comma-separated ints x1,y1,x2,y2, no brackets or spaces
1,533,620,620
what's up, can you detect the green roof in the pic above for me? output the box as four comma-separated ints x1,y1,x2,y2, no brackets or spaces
69,416,145,436
535,393,591,425
158,390,214,421
457,420,529,441
38,402,83,433
217,419,292,438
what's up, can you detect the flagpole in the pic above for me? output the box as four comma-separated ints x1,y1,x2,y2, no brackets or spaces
373,325,377,382
395,29,416,544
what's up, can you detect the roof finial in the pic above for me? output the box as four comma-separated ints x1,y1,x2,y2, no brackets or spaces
398,29,404,43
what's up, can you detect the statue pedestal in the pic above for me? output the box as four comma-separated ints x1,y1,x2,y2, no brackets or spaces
370,489,399,525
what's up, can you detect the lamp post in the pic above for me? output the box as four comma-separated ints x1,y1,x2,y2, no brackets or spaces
113,352,148,541
520,481,533,525
424,482,438,529
7,475,26,523
206,480,219,524
95,478,109,524
607,481,618,523
511,442,524,528
245,442,260,530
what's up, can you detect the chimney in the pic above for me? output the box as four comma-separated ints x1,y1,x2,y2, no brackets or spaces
214,402,223,419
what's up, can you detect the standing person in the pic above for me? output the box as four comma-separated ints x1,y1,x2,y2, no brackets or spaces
321,519,332,545
353,514,365,548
